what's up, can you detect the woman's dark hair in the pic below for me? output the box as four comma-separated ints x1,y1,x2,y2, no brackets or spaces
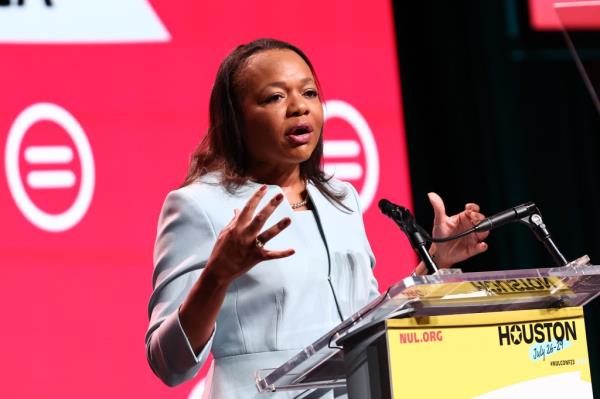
182,38,347,208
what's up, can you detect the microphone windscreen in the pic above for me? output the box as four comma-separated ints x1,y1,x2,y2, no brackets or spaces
378,199,395,216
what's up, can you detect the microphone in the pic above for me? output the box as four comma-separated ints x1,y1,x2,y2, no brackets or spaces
379,199,439,274
473,202,537,232
472,201,567,266
378,199,410,221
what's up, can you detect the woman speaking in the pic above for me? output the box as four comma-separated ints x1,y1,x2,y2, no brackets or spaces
145,39,488,398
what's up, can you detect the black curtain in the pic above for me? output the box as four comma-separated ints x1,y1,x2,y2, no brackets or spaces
393,0,600,394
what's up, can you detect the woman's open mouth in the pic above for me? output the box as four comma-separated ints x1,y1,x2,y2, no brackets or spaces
285,124,313,145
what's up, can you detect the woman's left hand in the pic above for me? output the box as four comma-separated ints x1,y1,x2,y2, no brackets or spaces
427,192,489,269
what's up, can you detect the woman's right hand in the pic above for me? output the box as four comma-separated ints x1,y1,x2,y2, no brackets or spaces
204,185,295,285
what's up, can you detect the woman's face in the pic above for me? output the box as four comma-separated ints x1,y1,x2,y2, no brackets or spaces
237,49,324,173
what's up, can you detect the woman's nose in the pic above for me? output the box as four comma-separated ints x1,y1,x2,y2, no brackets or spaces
287,94,309,117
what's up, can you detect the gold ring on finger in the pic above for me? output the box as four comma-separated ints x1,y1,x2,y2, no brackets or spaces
255,237,264,249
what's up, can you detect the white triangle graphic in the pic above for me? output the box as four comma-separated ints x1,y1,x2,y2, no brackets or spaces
0,0,171,43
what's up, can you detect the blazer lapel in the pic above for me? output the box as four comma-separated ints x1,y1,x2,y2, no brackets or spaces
306,183,345,321
306,183,333,266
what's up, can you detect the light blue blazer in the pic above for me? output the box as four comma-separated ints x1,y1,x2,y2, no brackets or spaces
146,174,379,398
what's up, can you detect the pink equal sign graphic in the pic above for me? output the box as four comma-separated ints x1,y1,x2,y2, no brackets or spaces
323,100,380,212
5,103,95,232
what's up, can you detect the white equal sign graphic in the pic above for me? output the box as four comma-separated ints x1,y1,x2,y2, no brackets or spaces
24,145,76,189
324,139,363,180
6,102,95,232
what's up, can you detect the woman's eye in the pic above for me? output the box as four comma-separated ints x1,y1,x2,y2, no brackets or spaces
265,93,284,103
304,89,318,98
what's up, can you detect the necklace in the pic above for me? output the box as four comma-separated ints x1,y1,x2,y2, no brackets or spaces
290,181,308,209
290,197,308,209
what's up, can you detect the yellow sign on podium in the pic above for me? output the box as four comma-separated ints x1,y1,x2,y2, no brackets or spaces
387,307,592,398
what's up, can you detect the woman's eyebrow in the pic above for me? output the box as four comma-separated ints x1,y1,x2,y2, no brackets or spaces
263,77,315,89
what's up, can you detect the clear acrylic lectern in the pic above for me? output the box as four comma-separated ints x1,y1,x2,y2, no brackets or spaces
255,256,600,396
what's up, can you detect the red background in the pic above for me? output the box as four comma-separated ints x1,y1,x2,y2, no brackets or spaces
0,1,414,397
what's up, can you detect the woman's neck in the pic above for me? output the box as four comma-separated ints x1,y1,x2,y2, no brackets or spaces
248,164,308,208
248,164,303,189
